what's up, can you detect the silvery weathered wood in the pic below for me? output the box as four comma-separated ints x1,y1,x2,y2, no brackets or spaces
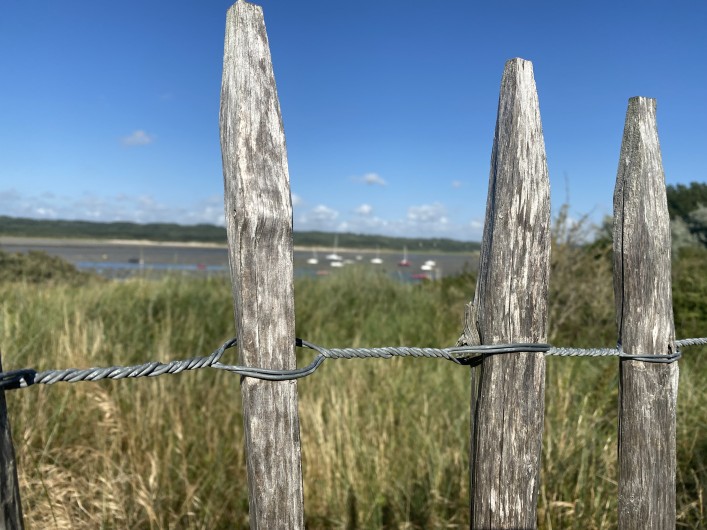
613,97,677,530
461,58,550,529
0,353,24,529
219,2,304,528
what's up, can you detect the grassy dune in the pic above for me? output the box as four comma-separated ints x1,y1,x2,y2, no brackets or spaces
0,244,705,528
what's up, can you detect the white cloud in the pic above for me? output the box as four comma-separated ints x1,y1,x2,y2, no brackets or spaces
290,198,484,240
291,193,302,207
183,195,226,226
452,180,463,189
310,204,338,222
121,130,155,146
0,188,226,226
357,172,387,186
354,203,373,216
35,207,57,217
294,204,342,231
352,216,388,231
137,195,156,207
0,188,484,241
0,189,21,203
407,202,448,224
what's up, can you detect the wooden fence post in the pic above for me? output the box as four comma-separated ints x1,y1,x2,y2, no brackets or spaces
461,58,551,529
0,352,24,529
219,1,305,528
613,97,677,529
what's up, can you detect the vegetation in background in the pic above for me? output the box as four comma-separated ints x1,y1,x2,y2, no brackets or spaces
667,182,707,224
0,250,97,285
0,215,480,253
0,232,704,528
1,180,703,252
0,215,228,243
667,181,707,249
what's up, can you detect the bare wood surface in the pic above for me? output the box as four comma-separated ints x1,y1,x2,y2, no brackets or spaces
0,353,24,529
220,1,304,528
462,58,551,529
613,97,677,529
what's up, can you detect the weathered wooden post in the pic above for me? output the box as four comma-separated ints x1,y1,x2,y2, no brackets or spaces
0,352,24,529
219,1,305,528
613,97,677,529
459,58,551,528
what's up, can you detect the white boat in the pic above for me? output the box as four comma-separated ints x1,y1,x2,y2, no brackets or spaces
325,236,343,262
420,260,436,272
306,248,319,265
330,260,344,268
370,247,383,265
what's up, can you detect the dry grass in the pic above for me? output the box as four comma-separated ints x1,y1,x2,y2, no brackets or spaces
0,242,705,528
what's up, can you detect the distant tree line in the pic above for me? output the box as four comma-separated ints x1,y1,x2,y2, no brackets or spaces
0,216,480,253
666,182,707,249
0,216,227,243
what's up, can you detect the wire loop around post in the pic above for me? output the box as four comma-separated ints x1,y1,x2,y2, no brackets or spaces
0,337,704,391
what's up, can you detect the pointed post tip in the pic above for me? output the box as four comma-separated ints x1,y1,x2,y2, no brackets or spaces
506,57,533,68
628,96,657,109
230,0,258,11
501,58,537,86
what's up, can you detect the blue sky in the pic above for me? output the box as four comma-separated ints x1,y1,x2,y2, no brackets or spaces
1,1,705,241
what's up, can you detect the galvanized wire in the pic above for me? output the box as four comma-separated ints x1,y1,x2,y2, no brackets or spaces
0,337,705,391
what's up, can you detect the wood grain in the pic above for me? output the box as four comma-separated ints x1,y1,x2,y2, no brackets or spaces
464,58,551,529
219,1,304,527
613,96,677,529
0,353,24,529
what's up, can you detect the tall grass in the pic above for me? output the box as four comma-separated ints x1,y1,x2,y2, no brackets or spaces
0,244,705,528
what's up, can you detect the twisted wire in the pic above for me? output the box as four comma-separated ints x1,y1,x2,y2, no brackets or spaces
0,337,705,391
676,337,707,348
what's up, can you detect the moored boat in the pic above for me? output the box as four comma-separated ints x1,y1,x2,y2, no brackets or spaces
398,246,411,267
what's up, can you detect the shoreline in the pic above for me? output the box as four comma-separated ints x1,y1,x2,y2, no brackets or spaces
0,236,475,256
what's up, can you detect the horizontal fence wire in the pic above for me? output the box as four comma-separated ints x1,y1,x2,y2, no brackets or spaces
0,338,705,391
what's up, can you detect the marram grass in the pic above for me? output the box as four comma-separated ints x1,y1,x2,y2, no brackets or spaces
0,248,705,529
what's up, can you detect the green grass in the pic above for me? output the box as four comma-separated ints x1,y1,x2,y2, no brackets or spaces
0,246,705,529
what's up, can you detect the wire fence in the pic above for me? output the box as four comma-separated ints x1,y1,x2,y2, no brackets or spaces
1,336,705,391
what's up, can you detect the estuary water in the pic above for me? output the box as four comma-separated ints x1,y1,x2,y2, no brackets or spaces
0,238,478,280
